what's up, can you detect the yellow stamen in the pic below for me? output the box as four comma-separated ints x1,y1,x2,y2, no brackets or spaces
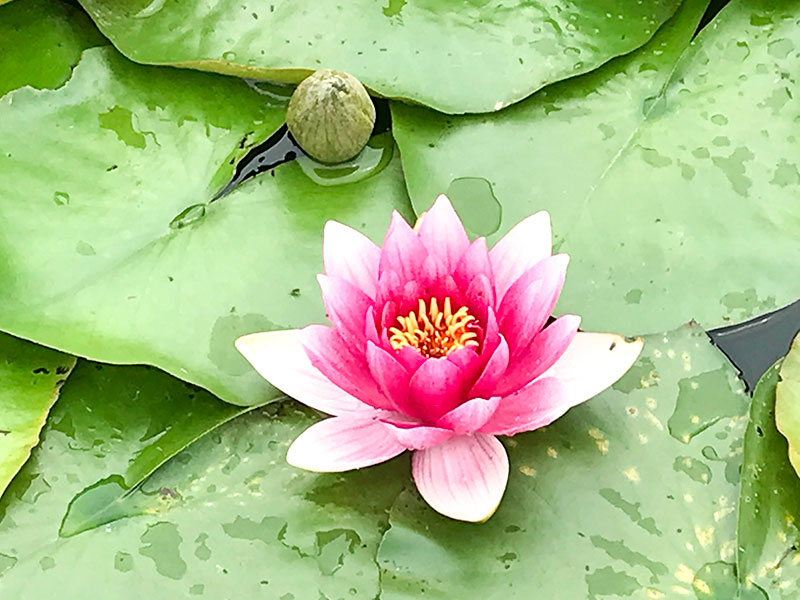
389,297,479,358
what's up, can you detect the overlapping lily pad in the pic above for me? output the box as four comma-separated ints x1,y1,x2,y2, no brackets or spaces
738,357,800,599
776,333,800,478
392,0,800,334
0,42,412,406
0,362,406,598
0,0,106,97
75,0,682,114
0,334,75,498
377,324,755,598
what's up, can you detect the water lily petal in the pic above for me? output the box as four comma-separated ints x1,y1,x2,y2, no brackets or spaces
317,274,372,350
494,314,581,397
454,237,493,295
407,358,465,422
498,254,569,354
542,331,644,406
383,422,454,450
287,416,405,472
469,336,510,399
366,341,414,416
437,397,500,435
490,211,551,303
480,377,566,436
235,330,371,416
412,434,509,522
379,211,429,282
416,194,470,271
299,325,394,411
323,220,380,299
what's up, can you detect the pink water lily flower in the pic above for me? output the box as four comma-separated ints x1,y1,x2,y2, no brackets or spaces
237,195,643,522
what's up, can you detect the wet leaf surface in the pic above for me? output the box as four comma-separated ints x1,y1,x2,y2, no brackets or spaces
0,0,106,97
0,334,76,499
737,353,800,599
776,333,800,480
75,0,681,114
0,362,406,598
377,324,752,598
391,0,800,334
0,43,412,406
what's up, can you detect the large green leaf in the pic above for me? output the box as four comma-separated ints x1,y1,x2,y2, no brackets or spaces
0,334,75,499
75,0,682,114
377,325,754,598
0,45,412,406
776,333,800,477
737,356,800,599
0,0,106,97
392,0,800,335
0,363,406,598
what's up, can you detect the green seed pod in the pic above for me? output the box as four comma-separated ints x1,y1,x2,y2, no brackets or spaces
286,69,376,164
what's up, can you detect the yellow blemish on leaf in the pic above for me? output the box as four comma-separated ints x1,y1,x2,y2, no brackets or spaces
675,564,695,584
506,438,518,448
546,447,558,458
644,411,664,430
695,525,714,547
623,467,640,482
690,415,700,424
777,530,788,543
667,349,676,359
671,585,693,596
720,539,736,561
682,351,692,372
638,433,649,444
693,579,711,596
519,465,536,477
588,427,609,454
645,588,664,599
681,433,691,443
792,553,800,566
653,349,663,358
685,542,695,551
690,380,700,390
646,397,657,410
684,493,694,503
713,506,735,522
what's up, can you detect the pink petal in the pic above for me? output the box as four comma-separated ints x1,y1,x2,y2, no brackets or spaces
379,211,429,282
235,330,371,416
469,336,510,399
542,331,644,407
490,211,551,304
412,434,509,522
382,422,454,450
454,237,493,295
317,274,372,350
479,377,567,436
464,274,495,322
498,254,569,354
394,345,427,372
437,397,500,434
416,195,470,271
287,416,405,472
323,221,380,299
299,325,394,411
407,358,466,422
366,342,414,416
494,314,581,397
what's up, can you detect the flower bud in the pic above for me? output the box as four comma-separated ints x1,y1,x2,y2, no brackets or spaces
286,69,376,164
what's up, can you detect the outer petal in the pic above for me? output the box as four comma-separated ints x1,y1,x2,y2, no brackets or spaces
479,377,567,436
454,237,493,296
317,274,372,351
416,195,470,271
437,397,500,435
287,416,405,472
379,211,429,282
412,434,509,522
235,330,371,416
366,342,413,416
299,325,394,411
382,422,454,450
542,332,644,406
490,211,551,304
498,254,569,354
323,221,380,299
469,336,510,399
494,314,581,397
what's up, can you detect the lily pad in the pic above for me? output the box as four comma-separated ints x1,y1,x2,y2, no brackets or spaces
377,324,752,598
0,363,406,598
738,354,800,599
0,0,106,97
0,44,412,406
0,334,75,499
776,333,800,479
391,0,800,334
76,0,682,114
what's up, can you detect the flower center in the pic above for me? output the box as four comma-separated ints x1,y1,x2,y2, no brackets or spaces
389,297,479,358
